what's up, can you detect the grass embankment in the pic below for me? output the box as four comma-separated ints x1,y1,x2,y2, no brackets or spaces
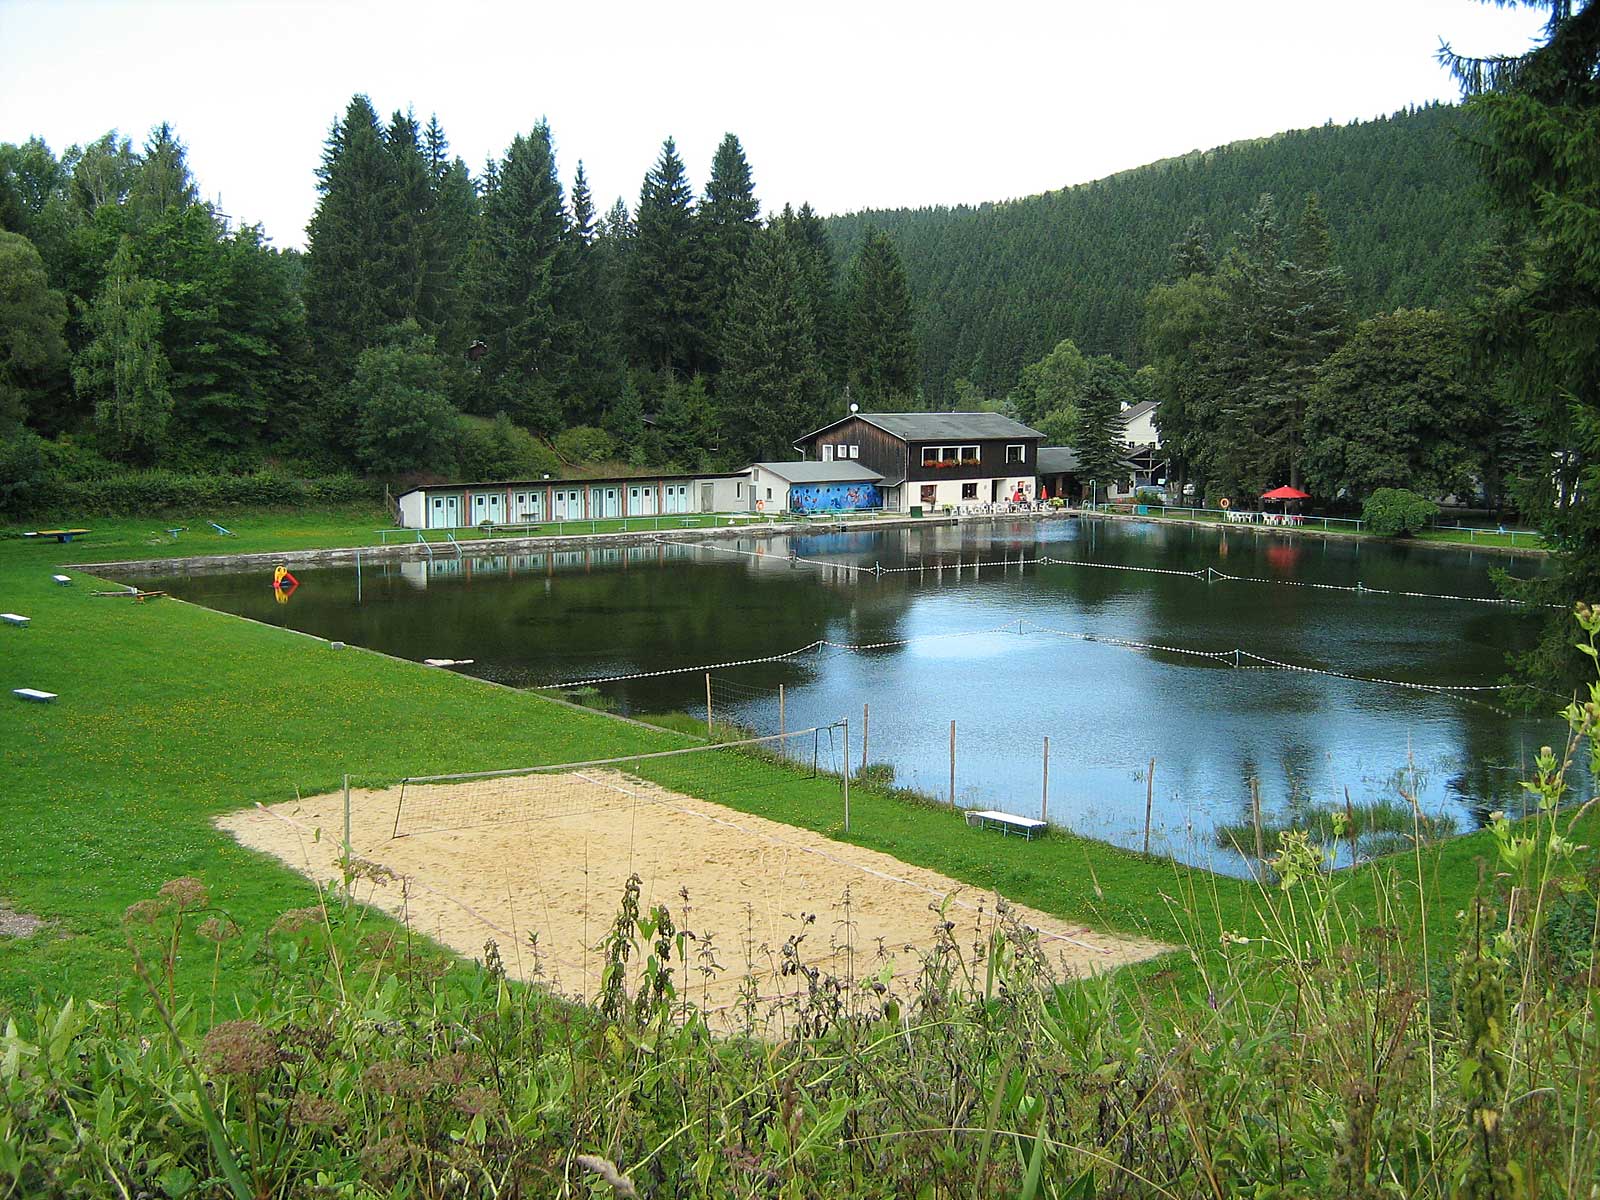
1,506,1573,1014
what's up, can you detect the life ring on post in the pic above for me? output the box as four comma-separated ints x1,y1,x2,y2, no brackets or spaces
755,500,765,513
1218,497,1231,510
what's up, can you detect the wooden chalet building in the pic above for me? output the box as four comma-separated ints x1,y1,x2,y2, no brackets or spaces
794,412,1045,512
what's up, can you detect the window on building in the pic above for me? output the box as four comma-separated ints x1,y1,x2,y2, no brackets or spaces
921,444,981,467
848,445,859,459
821,445,834,462
766,488,773,500
1006,444,1026,464
961,482,978,500
736,482,743,497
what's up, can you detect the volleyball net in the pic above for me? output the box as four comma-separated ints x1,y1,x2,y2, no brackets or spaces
388,724,847,839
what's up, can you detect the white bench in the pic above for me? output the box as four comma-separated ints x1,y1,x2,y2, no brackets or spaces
2,613,29,627
13,688,56,703
52,574,72,586
964,809,1047,840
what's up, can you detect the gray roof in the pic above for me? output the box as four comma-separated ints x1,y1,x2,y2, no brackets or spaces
753,461,885,484
1037,447,1082,475
1120,400,1157,425
801,411,1044,444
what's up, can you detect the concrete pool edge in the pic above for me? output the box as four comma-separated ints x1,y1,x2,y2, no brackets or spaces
69,506,1546,576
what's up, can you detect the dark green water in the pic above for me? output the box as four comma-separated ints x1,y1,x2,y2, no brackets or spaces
135,517,1566,871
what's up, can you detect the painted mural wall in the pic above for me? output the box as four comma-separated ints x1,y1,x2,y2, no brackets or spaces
788,482,883,512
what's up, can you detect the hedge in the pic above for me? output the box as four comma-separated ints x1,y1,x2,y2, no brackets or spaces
5,470,380,518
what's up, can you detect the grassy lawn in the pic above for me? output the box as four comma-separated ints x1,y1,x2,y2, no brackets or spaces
1110,504,1546,551
0,507,1576,1018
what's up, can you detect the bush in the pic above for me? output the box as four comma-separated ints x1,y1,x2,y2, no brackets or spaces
554,425,616,465
0,428,49,514
1362,487,1439,537
454,413,559,482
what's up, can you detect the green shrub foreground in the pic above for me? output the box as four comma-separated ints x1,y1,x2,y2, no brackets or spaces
5,614,1599,1198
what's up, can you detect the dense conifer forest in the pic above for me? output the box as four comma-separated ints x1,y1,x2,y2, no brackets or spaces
826,103,1491,407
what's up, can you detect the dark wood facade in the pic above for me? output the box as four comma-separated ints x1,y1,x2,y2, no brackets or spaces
796,417,1039,485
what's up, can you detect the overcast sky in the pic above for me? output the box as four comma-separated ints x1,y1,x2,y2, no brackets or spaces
0,0,1547,250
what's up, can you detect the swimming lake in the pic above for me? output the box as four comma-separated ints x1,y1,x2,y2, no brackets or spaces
133,516,1567,872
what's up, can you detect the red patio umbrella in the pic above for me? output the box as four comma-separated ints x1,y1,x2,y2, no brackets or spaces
1260,486,1310,500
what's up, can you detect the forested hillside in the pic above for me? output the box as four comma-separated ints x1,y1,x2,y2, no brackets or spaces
827,103,1492,406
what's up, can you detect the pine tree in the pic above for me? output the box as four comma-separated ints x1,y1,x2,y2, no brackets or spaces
128,123,197,228
1442,0,1600,688
1073,356,1134,497
697,134,760,371
474,121,573,433
717,228,825,462
783,203,844,386
565,162,622,425
843,229,917,408
304,96,411,380
628,138,701,374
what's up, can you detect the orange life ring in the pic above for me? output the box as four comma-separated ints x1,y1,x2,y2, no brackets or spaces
755,500,765,512
1219,498,1231,510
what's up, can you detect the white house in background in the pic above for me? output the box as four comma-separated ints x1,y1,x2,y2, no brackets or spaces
1112,399,1169,498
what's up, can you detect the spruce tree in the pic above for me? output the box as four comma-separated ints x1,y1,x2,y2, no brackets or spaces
717,228,825,462
783,203,844,386
843,229,917,408
565,162,622,424
628,138,702,374
1442,0,1600,688
127,123,197,228
304,95,411,380
1072,356,1133,497
697,134,760,371
474,121,573,433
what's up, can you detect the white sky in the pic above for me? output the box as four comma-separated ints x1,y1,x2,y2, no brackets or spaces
0,0,1547,251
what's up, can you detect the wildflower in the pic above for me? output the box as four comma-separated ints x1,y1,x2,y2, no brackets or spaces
429,1052,476,1087
362,1060,430,1099
290,1093,347,1129
451,1086,501,1119
270,907,324,937
201,1020,279,1079
361,1135,421,1182
195,916,238,943
122,898,168,926
158,877,209,911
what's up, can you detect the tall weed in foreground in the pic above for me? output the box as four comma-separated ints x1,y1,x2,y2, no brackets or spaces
3,612,1599,1197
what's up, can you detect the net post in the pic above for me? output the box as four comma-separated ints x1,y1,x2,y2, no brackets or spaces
861,702,869,774
343,774,352,889
1143,758,1155,856
842,717,851,834
391,778,407,839
1041,736,1049,824
778,684,785,738
705,672,713,737
949,719,957,810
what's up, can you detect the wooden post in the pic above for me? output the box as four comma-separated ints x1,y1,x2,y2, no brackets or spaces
1143,757,1155,856
1251,776,1264,865
778,684,786,739
861,703,869,774
705,672,713,737
842,716,851,834
342,774,352,883
1041,736,1050,824
949,720,957,810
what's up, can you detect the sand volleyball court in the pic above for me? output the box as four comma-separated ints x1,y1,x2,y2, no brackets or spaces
219,770,1166,1018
